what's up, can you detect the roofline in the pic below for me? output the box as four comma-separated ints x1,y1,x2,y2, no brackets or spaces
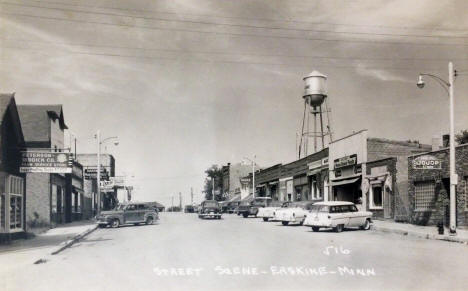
409,143,468,158
329,129,368,144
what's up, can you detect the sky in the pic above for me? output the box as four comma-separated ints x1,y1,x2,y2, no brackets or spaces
1,0,468,207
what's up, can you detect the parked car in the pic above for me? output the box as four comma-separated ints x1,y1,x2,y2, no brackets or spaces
184,205,195,213
198,200,222,219
237,197,272,218
96,202,158,228
274,201,316,226
257,201,290,221
303,201,372,232
227,201,240,214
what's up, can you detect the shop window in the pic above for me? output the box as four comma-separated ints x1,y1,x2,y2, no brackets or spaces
415,181,436,211
1,194,5,231
370,185,383,209
9,176,24,231
51,185,57,214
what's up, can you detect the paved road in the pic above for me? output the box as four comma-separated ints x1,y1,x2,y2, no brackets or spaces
2,212,468,291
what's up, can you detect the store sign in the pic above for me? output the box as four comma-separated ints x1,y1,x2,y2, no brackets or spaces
308,160,322,170
111,176,125,187
240,177,251,184
412,155,442,170
20,152,72,173
322,158,329,166
72,164,83,179
334,154,357,169
84,167,109,180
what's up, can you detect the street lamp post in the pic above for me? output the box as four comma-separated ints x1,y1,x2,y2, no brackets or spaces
417,62,457,235
243,155,256,199
95,131,119,215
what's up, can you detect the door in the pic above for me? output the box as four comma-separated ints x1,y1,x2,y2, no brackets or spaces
7,175,25,232
124,204,139,222
136,204,147,221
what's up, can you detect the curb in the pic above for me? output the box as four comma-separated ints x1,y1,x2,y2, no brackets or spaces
34,224,99,264
372,225,468,244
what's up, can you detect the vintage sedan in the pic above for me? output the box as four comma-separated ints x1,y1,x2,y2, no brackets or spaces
274,201,316,226
96,202,158,228
237,197,272,218
198,200,222,219
257,201,290,222
303,201,372,232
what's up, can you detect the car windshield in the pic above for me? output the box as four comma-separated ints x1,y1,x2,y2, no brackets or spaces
203,201,218,207
114,204,126,210
240,201,251,206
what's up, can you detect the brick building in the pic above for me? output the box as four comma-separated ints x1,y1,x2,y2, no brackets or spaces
255,164,282,200
408,144,468,227
279,148,328,202
17,104,69,227
221,162,252,200
0,94,26,242
329,130,431,220
76,153,117,211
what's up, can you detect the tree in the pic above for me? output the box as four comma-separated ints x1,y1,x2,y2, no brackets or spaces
455,130,468,145
203,165,224,201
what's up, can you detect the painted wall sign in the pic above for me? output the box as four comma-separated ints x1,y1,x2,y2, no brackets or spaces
412,155,442,169
20,151,72,173
334,154,357,169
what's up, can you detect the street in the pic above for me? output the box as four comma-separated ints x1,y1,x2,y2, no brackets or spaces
2,213,467,291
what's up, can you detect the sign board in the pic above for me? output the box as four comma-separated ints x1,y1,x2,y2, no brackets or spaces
100,180,114,188
111,176,125,187
20,152,72,173
412,155,442,170
84,167,109,180
308,160,322,170
334,154,357,169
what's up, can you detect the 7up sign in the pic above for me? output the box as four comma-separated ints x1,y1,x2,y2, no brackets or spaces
412,155,442,170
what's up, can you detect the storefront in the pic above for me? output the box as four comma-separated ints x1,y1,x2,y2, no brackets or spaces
70,161,84,221
307,157,329,202
408,144,468,227
254,164,281,200
0,94,27,242
330,154,363,205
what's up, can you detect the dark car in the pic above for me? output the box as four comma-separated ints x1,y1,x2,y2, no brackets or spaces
237,197,272,218
184,205,195,213
96,202,159,228
198,200,222,219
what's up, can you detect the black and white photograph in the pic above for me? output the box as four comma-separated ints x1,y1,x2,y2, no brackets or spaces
1,1,468,290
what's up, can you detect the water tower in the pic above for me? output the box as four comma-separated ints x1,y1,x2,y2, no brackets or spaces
299,70,333,158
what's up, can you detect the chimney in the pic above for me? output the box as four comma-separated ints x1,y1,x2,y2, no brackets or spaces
442,134,450,148
431,135,442,151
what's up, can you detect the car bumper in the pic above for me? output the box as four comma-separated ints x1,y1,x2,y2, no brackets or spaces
199,213,221,217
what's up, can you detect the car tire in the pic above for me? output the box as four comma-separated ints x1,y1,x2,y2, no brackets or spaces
334,224,344,233
299,219,304,226
242,213,248,218
98,224,107,228
262,217,269,222
360,219,371,230
134,223,140,226
110,219,120,228
281,221,289,226
146,216,154,225
312,226,320,232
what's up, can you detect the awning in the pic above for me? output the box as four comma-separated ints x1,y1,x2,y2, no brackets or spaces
307,169,322,176
268,181,279,185
331,177,360,187
72,186,84,193
256,183,266,188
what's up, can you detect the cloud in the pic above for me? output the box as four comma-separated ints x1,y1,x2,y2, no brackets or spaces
355,63,413,84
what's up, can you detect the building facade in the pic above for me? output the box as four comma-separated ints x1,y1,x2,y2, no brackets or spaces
329,130,431,219
408,144,468,227
76,153,117,211
0,94,27,241
255,164,282,200
221,162,252,200
17,104,69,228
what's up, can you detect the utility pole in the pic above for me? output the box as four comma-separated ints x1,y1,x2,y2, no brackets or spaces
96,130,101,215
179,192,182,209
191,187,193,205
212,178,215,200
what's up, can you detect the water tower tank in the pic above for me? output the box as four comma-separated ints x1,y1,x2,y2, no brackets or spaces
303,70,327,107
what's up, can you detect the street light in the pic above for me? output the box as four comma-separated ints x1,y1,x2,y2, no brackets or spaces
417,62,457,235
95,130,119,215
243,155,256,200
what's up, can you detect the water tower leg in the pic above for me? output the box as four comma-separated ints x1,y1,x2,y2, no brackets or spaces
313,106,317,152
319,105,325,150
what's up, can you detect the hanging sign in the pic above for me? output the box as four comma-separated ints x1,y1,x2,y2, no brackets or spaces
334,154,357,169
20,151,72,173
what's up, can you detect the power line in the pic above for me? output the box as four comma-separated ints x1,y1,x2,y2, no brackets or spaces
2,46,447,72
2,2,468,40
16,0,468,33
4,37,467,62
2,11,468,47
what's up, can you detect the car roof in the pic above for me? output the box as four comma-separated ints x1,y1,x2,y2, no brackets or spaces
313,201,354,206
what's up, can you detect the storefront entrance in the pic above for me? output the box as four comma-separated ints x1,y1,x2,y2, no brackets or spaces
332,179,362,204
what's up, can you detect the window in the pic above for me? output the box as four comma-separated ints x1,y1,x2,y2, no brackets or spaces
0,194,5,231
138,204,147,210
51,185,57,213
311,180,321,200
9,176,24,230
415,181,436,211
370,185,383,209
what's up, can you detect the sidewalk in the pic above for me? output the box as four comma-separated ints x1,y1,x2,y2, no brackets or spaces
372,220,468,244
0,220,98,273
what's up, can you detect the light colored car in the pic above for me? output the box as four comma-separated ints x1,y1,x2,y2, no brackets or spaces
257,201,290,222
303,201,372,232
274,201,316,226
